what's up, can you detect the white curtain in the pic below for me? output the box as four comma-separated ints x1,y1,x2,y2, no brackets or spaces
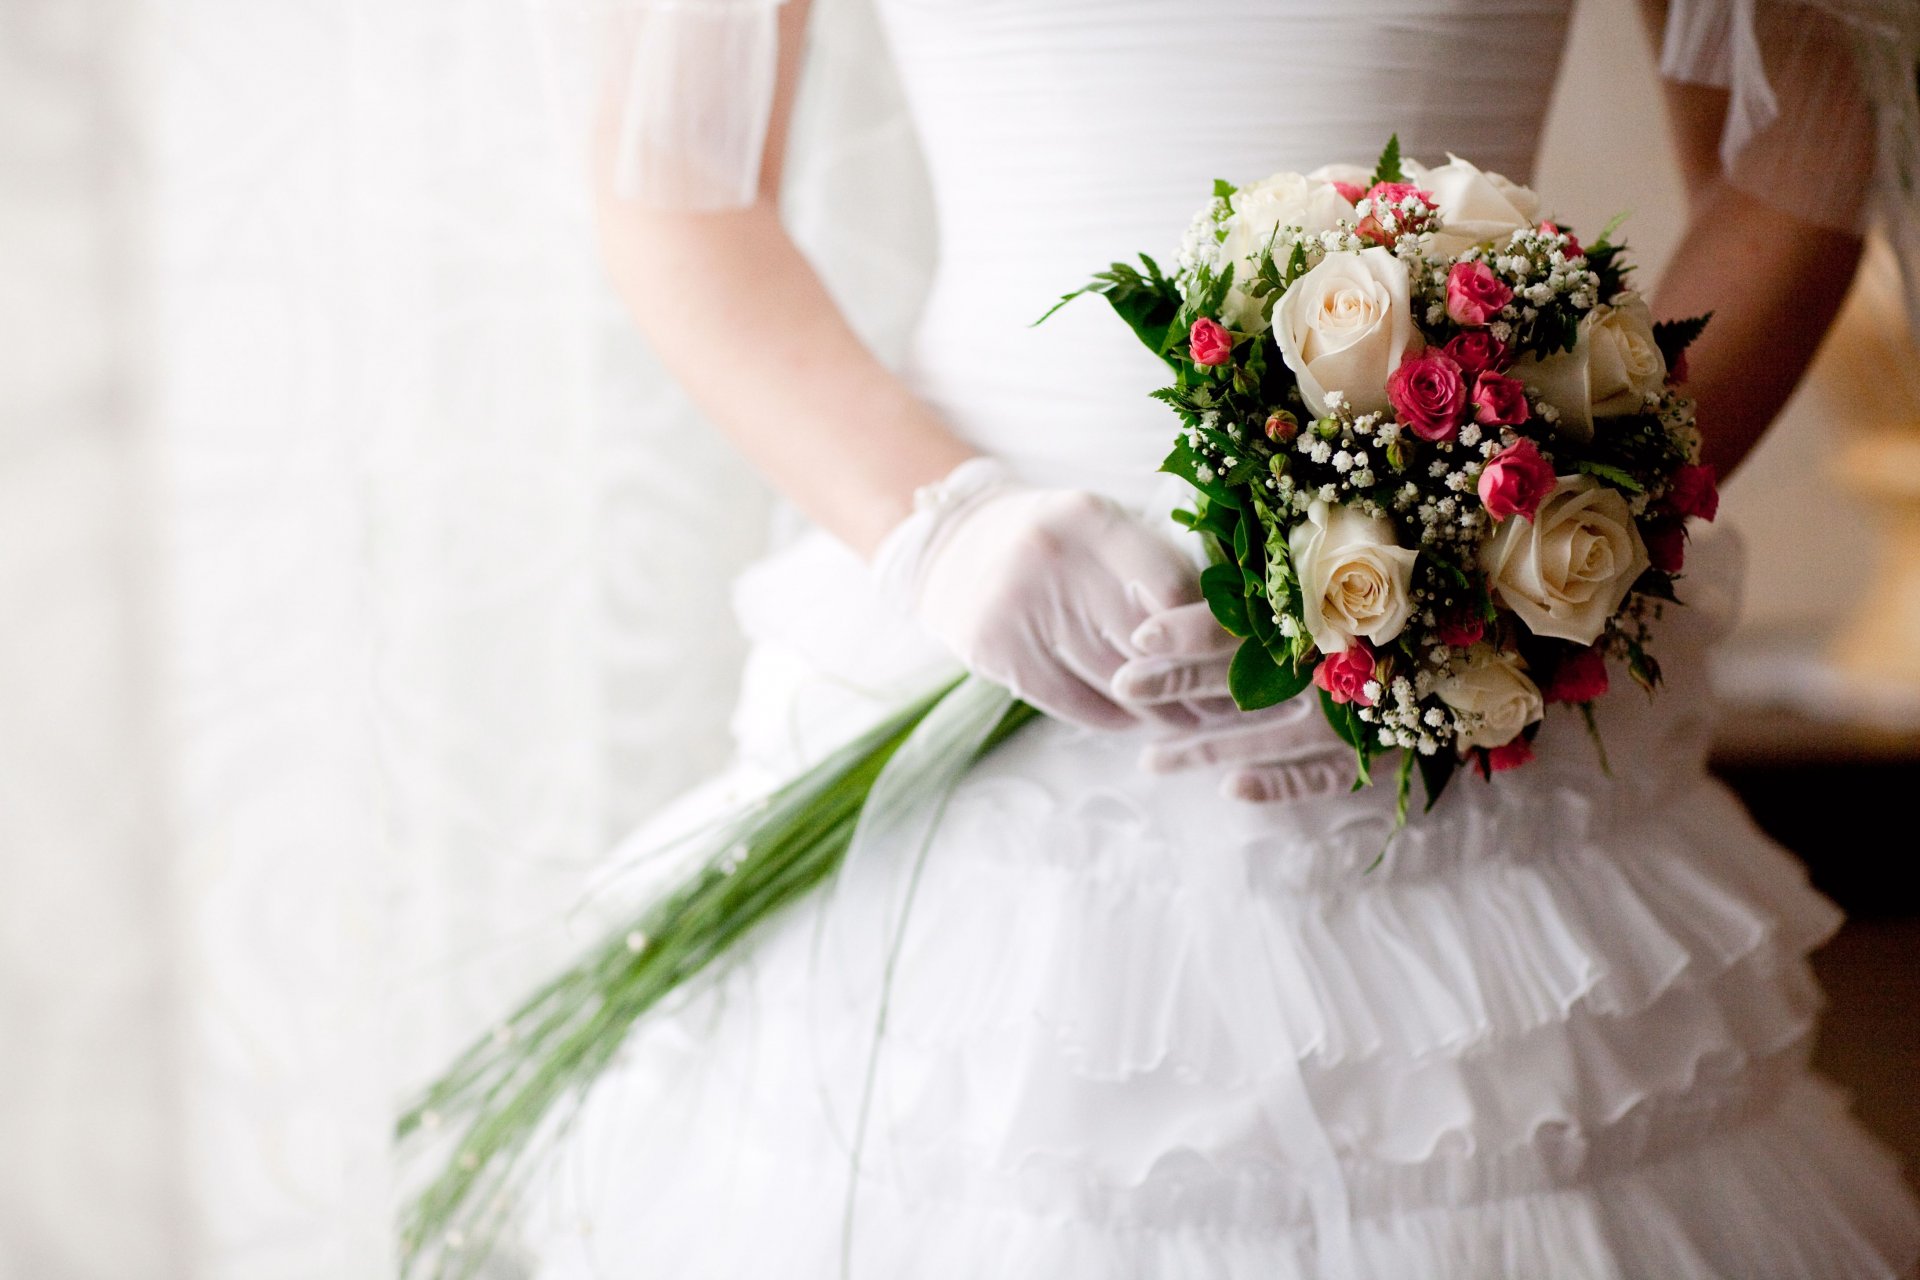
3,0,789,1273
1,4,187,1275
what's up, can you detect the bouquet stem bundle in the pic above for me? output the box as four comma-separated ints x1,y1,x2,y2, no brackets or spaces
396,678,1038,1279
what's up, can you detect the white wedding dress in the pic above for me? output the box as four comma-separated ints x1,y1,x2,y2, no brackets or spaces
524,1,1920,1275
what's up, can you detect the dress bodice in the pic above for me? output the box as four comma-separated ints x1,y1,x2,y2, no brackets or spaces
873,0,1577,498
528,8,1920,1271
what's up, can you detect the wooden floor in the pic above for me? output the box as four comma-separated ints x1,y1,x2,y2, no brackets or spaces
1811,914,1920,1194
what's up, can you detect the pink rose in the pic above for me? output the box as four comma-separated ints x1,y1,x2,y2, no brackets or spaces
1471,371,1530,426
1540,220,1583,257
1544,645,1609,704
1365,180,1431,207
1387,351,1469,442
1356,180,1436,246
1331,180,1366,204
1313,644,1377,707
1445,261,1515,327
1264,410,1299,445
1644,522,1686,573
1436,612,1486,649
1189,317,1233,367
1483,736,1536,774
1476,438,1556,522
1668,463,1719,522
1668,347,1691,384
1442,331,1511,377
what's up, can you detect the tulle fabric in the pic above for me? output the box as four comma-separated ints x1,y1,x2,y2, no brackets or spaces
513,1,1920,1272
521,526,1920,1278
534,0,788,208
1657,0,1920,322
542,0,1919,327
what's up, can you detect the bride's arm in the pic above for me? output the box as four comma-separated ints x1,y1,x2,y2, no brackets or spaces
594,1,974,557
1639,1,1871,479
592,2,1206,729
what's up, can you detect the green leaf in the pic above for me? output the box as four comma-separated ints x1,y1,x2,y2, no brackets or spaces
1624,637,1663,693
1212,178,1237,201
1197,261,1235,320
1247,592,1279,646
1415,746,1457,813
1394,749,1416,828
1176,497,1237,545
1229,638,1312,710
1201,563,1253,637
1314,690,1376,789
1579,702,1613,776
1632,570,1680,602
1589,209,1631,250
1583,241,1631,300
1317,687,1365,750
1284,239,1310,286
1159,436,1232,502
1575,459,1645,493
1653,313,1711,368
1370,133,1404,186
1036,255,1182,365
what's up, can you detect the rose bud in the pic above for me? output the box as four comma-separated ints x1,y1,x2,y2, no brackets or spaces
1477,437,1556,522
1436,612,1487,649
1442,330,1511,377
1484,736,1536,774
1331,180,1366,204
1471,371,1531,427
1668,347,1690,384
1355,180,1435,246
1644,521,1687,573
1667,463,1719,522
1312,644,1378,707
1189,317,1233,367
1363,180,1432,208
1540,220,1583,257
1386,350,1469,442
1264,409,1299,444
1445,260,1515,327
1543,644,1610,704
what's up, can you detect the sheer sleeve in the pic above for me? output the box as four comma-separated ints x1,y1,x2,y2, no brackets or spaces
1658,0,1920,321
538,0,791,210
1658,0,1893,229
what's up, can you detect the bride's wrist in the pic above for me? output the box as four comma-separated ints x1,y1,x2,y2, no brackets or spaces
869,455,1015,613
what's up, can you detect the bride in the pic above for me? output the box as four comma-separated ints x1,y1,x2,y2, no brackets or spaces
523,0,1920,1274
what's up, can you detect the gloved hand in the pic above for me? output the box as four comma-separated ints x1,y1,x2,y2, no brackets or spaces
874,458,1204,731
1113,600,1357,801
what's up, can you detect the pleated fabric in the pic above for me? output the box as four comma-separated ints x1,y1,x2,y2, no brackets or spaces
526,2,1920,1274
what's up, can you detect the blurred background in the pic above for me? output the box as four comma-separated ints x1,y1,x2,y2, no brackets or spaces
2,0,1914,1276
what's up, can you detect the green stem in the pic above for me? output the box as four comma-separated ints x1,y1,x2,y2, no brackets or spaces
398,681,1034,1278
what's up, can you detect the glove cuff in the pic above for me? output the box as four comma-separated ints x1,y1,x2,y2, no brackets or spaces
870,455,1015,615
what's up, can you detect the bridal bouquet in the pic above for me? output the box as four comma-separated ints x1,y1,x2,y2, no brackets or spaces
1050,136,1718,817
397,138,1714,1276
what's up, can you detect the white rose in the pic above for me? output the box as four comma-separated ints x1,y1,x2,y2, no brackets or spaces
1273,247,1421,416
1481,476,1651,645
1307,162,1372,190
1287,499,1419,653
1436,647,1545,751
1217,172,1354,330
1511,293,1667,441
1409,155,1542,257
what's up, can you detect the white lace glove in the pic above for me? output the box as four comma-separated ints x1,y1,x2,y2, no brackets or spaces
1113,600,1356,802
874,458,1203,731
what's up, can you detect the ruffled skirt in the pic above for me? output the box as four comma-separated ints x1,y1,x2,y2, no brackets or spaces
524,531,1920,1278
